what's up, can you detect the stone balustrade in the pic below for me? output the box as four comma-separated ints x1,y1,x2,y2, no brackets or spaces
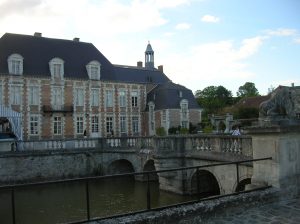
11,135,252,157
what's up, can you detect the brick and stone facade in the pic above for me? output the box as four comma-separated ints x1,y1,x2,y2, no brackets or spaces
0,33,202,140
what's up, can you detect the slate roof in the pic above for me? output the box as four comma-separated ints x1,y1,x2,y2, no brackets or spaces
147,81,201,110
113,65,170,84
0,33,117,80
0,33,171,86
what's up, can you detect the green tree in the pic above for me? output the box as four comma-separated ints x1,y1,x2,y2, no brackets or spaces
237,82,259,98
195,85,233,116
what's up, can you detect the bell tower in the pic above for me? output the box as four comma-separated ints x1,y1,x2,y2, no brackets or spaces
145,41,154,69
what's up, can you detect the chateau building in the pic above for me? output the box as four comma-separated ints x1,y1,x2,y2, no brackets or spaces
0,32,202,140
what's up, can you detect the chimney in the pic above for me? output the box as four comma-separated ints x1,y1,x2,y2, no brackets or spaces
34,32,42,37
158,65,163,72
73,37,80,42
137,61,143,67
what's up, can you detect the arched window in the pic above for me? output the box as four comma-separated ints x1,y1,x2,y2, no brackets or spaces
86,60,101,80
8,54,23,75
49,58,64,79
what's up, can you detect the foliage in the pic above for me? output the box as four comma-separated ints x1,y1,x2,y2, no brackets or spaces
156,127,166,136
195,85,233,117
237,82,260,98
188,122,198,134
203,125,213,133
168,127,178,135
235,107,259,119
180,128,189,135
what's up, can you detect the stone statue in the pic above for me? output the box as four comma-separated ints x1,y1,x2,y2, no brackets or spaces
259,85,300,125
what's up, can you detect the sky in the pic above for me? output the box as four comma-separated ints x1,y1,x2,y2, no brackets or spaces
0,0,299,96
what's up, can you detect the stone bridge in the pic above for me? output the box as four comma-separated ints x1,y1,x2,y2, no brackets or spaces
0,135,253,196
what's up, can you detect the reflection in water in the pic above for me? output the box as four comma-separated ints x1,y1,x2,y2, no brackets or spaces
0,177,196,224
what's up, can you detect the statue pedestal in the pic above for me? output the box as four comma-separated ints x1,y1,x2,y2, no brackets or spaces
246,125,300,198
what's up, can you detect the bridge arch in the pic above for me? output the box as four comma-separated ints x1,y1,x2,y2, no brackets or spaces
106,159,135,175
190,169,220,197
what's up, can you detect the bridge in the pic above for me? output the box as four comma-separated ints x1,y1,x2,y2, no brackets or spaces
0,135,253,196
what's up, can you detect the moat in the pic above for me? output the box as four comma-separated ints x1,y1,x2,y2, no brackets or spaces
0,177,197,224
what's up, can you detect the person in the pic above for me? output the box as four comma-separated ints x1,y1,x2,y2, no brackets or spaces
232,127,241,136
83,129,87,138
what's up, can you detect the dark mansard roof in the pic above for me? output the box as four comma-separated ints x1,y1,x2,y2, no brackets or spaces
0,33,169,84
147,81,201,110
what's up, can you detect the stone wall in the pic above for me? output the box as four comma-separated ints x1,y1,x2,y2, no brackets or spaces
91,188,278,224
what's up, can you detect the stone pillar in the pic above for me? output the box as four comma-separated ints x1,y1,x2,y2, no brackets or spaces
247,126,300,198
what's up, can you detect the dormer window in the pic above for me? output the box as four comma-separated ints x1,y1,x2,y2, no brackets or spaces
49,58,64,79
86,60,101,80
8,54,23,75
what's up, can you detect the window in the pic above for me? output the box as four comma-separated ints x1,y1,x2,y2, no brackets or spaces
180,100,189,129
8,54,23,75
76,116,84,134
29,115,39,135
0,84,2,105
148,102,155,132
91,116,99,133
119,90,126,107
75,88,84,106
49,58,64,79
132,116,139,133
52,87,63,110
91,88,99,106
131,91,138,107
10,85,21,105
106,116,113,134
86,60,101,80
53,116,62,135
181,102,188,120
106,90,113,107
29,86,39,105
120,116,127,133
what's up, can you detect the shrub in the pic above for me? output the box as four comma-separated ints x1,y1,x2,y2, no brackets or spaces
156,127,166,136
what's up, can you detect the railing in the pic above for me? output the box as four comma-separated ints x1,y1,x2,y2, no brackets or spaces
154,135,252,157
7,135,252,157
0,157,271,224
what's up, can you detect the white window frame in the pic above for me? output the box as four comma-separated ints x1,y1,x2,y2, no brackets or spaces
131,91,138,107
91,115,99,133
8,54,23,75
53,116,62,135
0,83,2,105
119,90,126,108
76,116,84,134
29,86,39,105
120,116,127,134
132,116,139,134
29,115,39,135
10,85,22,105
180,99,189,129
52,87,63,110
106,116,113,134
75,88,84,107
148,102,155,133
105,90,113,107
49,58,64,79
86,60,101,80
90,88,99,107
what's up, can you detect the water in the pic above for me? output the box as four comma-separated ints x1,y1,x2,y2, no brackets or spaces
0,177,196,224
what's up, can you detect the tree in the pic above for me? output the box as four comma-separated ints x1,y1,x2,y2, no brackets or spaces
237,82,259,98
195,85,233,116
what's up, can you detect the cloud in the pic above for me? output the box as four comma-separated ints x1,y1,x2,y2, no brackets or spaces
265,28,297,36
201,14,220,23
294,38,300,44
175,23,191,30
162,36,266,92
